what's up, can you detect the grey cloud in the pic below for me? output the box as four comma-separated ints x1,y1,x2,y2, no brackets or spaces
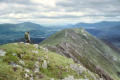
57,0,120,17
0,0,120,24
0,0,30,4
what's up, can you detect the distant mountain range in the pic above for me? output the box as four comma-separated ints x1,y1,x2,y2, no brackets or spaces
0,21,120,48
79,21,120,48
0,22,60,44
75,21,120,28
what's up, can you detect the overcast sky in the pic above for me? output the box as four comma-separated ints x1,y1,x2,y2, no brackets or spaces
0,0,120,25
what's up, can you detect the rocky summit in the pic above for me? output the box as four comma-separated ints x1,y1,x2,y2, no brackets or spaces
40,28,120,80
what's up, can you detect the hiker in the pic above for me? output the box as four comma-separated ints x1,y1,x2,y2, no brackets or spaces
25,32,31,43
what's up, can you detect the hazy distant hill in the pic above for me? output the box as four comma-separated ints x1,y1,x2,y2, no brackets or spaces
86,24,120,48
0,22,58,44
75,21,120,29
73,21,120,48
0,21,120,48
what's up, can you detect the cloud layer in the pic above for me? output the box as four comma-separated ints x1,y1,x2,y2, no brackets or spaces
0,0,120,24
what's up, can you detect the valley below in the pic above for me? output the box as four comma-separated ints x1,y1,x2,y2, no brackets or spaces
0,21,120,48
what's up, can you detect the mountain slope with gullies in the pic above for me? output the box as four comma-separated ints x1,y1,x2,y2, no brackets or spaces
40,28,120,80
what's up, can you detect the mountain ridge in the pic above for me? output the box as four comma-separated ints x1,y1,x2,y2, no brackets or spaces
40,28,120,80
0,22,57,45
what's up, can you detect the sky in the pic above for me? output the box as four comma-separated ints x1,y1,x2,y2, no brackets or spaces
0,0,120,25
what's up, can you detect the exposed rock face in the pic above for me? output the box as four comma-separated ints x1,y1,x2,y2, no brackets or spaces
41,28,120,80
47,42,113,79
70,64,85,74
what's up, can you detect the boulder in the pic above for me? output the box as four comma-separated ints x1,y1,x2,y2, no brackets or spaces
34,61,40,73
12,53,17,56
64,75,74,80
10,62,17,67
13,43,18,45
30,74,33,80
25,73,29,78
42,60,47,69
19,60,25,65
43,48,48,52
25,68,30,73
20,42,24,44
33,44,39,49
32,50,38,54
0,49,6,56
25,43,30,45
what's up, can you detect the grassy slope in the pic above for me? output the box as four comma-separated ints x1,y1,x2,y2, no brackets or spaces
0,43,100,80
40,28,120,79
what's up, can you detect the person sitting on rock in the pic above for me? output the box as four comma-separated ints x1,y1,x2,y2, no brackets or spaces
25,32,31,43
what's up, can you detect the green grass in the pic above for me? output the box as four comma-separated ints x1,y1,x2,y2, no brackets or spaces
0,61,22,80
0,43,99,80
